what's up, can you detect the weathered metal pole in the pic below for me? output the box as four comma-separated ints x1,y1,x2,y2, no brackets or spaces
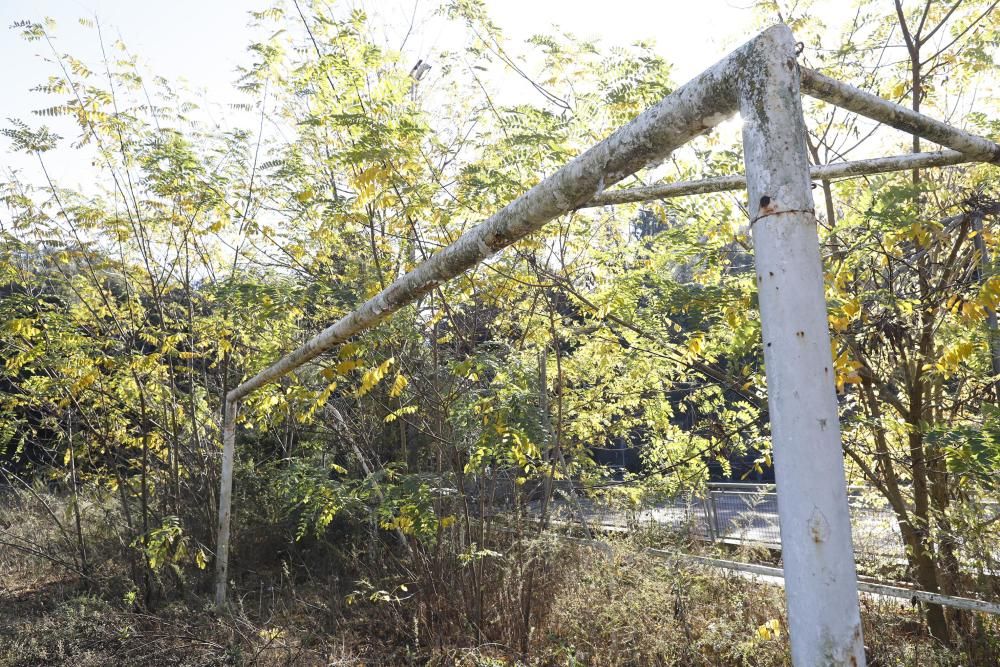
586,150,972,207
214,398,237,608
738,25,865,665
800,68,1000,164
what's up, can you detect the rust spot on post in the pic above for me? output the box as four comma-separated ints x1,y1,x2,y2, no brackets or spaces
758,195,778,217
751,203,817,226
809,509,831,543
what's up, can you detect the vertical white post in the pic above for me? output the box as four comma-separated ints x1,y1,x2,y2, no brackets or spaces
738,25,865,665
214,397,237,608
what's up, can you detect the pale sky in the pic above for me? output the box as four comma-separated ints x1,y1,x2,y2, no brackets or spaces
0,0,857,189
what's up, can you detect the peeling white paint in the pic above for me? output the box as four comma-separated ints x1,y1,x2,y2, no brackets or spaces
809,508,831,544
801,69,1000,163
739,25,866,666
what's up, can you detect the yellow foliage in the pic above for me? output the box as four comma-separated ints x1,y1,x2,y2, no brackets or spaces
70,370,99,395
687,333,705,356
724,306,740,329
384,405,418,422
351,164,389,206
832,346,863,392
357,358,394,397
961,300,987,322
6,318,40,339
336,359,364,374
755,618,782,641
338,343,361,359
935,340,975,376
388,373,408,398
829,299,860,333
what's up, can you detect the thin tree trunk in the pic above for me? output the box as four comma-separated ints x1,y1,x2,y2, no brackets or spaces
67,411,88,578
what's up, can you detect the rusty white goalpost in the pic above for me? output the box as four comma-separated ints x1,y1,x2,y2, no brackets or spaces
212,23,1000,666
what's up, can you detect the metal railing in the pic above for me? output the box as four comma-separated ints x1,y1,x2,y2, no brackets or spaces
554,482,907,561
698,483,905,559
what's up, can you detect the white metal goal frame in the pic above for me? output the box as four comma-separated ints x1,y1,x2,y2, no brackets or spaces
211,23,1000,666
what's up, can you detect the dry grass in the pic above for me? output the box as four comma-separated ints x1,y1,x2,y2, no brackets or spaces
1,490,996,666
528,540,980,666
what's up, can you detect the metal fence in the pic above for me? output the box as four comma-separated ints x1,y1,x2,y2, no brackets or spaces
555,482,907,561
698,483,905,560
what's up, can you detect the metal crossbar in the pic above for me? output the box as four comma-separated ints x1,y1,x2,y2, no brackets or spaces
559,532,1000,616
586,150,970,206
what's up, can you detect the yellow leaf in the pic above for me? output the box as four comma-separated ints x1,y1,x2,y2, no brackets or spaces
687,334,705,356
357,358,394,397
338,343,361,359
6,318,40,338
336,359,364,374
384,405,418,423
389,373,408,398
756,618,782,641
937,339,975,376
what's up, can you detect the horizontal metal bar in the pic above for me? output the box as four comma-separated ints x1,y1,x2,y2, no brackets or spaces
545,528,1000,615
709,490,779,497
545,527,999,615
709,482,869,492
585,150,971,207
800,68,1000,163
653,550,1000,616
